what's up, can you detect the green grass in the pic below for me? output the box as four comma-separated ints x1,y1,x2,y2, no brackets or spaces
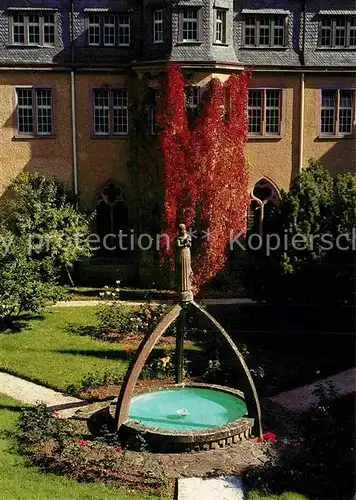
0,394,165,500
0,307,130,391
247,493,308,500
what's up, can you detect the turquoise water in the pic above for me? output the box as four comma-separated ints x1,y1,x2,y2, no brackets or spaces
128,387,247,430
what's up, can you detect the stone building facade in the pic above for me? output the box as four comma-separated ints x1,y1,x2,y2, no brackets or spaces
0,0,355,245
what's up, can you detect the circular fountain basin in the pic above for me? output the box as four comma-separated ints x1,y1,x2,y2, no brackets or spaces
121,384,254,452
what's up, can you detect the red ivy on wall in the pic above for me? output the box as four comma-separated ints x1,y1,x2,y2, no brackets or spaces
158,65,249,288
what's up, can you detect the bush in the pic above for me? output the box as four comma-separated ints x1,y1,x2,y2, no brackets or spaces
17,404,168,492
0,229,65,329
243,162,356,304
1,173,93,286
243,384,355,499
95,283,170,338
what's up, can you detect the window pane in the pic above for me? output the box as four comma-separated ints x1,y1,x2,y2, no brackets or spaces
339,90,353,134
335,18,346,47
273,16,285,46
112,89,128,135
13,14,25,44
44,14,55,45
320,19,332,47
153,9,163,43
321,90,336,134
350,24,356,46
248,90,262,134
259,16,271,46
104,15,116,46
215,10,226,43
17,88,33,134
94,89,109,135
266,90,280,134
36,89,52,135
28,15,40,44
88,15,101,45
118,15,130,45
183,9,198,41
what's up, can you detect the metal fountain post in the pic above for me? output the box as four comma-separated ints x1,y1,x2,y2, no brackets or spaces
175,223,193,384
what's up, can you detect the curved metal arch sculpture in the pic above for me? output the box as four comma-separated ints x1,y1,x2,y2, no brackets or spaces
114,224,263,437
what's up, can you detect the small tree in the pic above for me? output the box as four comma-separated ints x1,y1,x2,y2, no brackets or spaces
3,173,93,285
0,229,63,329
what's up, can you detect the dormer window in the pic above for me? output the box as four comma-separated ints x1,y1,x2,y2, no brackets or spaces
319,17,356,48
87,13,131,47
10,11,57,46
243,14,288,48
179,8,201,42
215,9,227,44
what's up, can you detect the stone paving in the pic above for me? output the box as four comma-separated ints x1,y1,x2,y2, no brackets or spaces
0,372,85,418
270,366,356,413
178,476,244,500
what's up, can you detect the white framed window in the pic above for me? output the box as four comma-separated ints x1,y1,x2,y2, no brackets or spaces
93,88,129,137
321,89,355,136
153,9,164,43
182,9,199,41
103,15,116,46
118,14,130,46
215,9,227,44
244,15,287,48
43,14,55,45
248,89,282,136
11,12,56,46
319,17,356,48
16,87,53,136
88,14,101,45
88,14,131,47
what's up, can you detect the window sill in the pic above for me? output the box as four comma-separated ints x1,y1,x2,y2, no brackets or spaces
176,41,203,46
316,134,355,140
241,46,289,50
7,44,56,49
13,134,56,140
316,47,356,51
152,40,165,44
213,42,229,47
247,135,282,141
87,44,131,48
91,135,129,139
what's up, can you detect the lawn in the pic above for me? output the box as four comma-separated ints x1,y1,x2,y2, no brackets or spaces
0,307,130,391
0,394,165,500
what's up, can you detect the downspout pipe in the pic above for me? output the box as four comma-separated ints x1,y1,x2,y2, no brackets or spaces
299,72,305,174
70,0,79,206
298,0,307,174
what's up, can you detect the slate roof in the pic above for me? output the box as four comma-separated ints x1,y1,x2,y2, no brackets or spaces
0,0,354,69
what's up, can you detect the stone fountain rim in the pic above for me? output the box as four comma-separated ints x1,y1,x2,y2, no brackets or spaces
117,382,254,445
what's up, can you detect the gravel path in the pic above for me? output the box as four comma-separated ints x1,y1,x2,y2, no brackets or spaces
53,298,256,308
270,367,356,412
0,372,85,418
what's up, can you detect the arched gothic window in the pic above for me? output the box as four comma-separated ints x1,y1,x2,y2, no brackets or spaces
96,182,129,257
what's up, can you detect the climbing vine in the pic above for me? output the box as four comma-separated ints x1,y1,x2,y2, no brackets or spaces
157,65,249,288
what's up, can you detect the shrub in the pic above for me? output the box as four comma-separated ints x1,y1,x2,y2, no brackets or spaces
1,173,93,286
66,371,124,395
0,230,65,329
243,162,356,304
243,384,355,499
95,283,170,337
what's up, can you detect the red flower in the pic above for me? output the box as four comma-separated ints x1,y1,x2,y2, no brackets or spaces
115,445,121,453
76,439,87,447
257,432,276,443
125,348,133,354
